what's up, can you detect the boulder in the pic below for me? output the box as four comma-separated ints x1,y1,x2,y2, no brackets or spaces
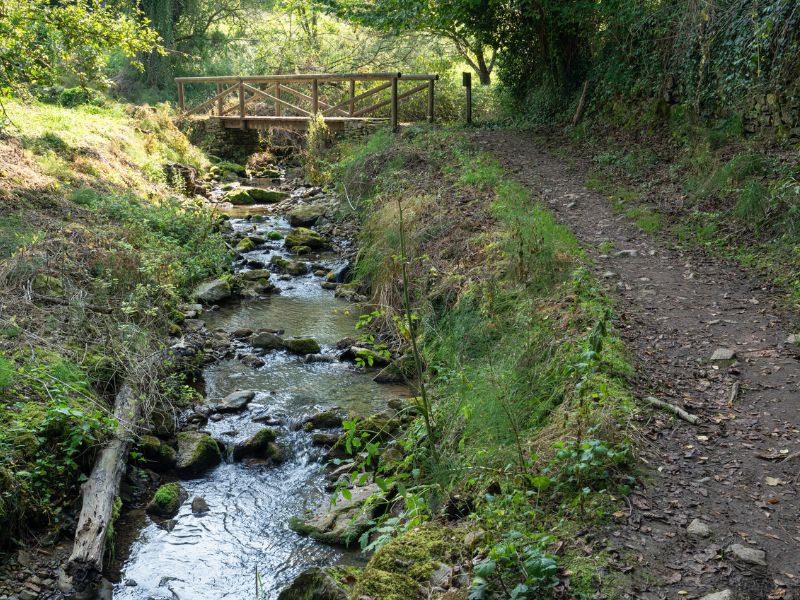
374,356,414,383
270,255,309,276
236,237,256,252
175,432,222,477
232,428,282,461
284,337,322,355
339,346,390,367
146,483,187,519
289,483,379,546
288,206,326,227
241,269,272,282
312,433,340,447
304,410,343,430
250,331,284,349
212,390,256,413
248,188,289,203
277,567,348,600
138,435,177,471
194,278,231,304
226,189,254,205
285,227,329,250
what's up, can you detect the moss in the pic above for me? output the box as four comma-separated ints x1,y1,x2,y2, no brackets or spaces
369,525,453,583
285,227,329,250
351,568,419,600
283,337,322,355
139,435,176,471
233,428,277,460
236,237,256,252
248,188,289,203
105,496,122,544
226,189,254,205
176,431,222,475
147,482,186,518
267,230,283,240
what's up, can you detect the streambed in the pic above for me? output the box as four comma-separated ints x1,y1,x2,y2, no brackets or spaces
112,195,406,599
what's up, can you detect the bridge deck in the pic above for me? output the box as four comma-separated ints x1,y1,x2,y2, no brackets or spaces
214,115,385,131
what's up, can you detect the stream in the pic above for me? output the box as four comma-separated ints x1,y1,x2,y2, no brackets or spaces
112,188,407,599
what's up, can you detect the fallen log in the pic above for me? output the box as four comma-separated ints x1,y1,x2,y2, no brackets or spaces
59,384,142,597
643,396,700,425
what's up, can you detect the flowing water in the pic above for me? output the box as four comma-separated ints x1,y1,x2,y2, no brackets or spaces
113,209,407,599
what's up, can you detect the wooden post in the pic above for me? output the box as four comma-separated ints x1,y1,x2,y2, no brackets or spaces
216,83,223,115
177,81,185,113
312,78,319,115
462,72,472,125
391,76,399,132
275,82,282,116
349,79,355,116
427,79,435,123
238,80,245,128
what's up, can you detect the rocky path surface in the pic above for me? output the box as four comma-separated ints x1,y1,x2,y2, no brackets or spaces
475,131,800,600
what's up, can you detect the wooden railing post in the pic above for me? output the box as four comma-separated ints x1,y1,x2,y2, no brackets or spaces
177,81,185,113
312,78,319,115
216,83,223,115
427,79,435,123
349,79,355,116
238,79,245,127
275,82,282,116
462,72,472,125
390,76,398,132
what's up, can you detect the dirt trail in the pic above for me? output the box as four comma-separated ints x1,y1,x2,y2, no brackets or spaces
474,131,800,600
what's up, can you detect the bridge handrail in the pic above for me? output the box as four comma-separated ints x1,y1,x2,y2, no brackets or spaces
176,72,440,130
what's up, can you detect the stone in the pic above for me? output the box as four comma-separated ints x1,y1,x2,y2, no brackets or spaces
193,278,231,304
240,354,265,368
283,337,322,355
250,331,284,349
231,328,253,338
686,518,711,537
226,189,254,205
289,483,379,546
613,249,638,257
284,227,329,250
139,435,177,471
699,591,733,600
339,346,390,367
710,348,736,362
311,433,340,447
232,428,280,461
270,255,309,276
236,237,256,252
463,529,486,550
191,496,210,515
241,269,271,282
304,410,343,429
175,432,222,477
212,390,256,413
288,205,326,227
727,543,766,566
146,483,187,518
277,567,347,600
247,188,289,203
786,333,798,345
373,356,413,383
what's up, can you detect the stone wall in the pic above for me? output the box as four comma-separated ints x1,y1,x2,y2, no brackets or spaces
743,91,800,140
184,118,262,162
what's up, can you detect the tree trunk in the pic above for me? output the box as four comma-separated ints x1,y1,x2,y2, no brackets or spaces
475,48,492,86
60,385,142,596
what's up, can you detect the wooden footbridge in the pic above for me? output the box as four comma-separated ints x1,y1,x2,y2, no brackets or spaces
175,72,438,131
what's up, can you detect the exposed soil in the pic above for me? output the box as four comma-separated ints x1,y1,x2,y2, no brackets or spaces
474,130,800,600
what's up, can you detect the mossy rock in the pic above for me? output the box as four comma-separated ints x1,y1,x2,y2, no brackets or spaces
194,278,232,304
241,269,271,282
374,355,415,383
226,189,254,205
285,227,329,250
232,428,278,460
267,230,283,240
292,245,312,256
248,188,289,203
138,435,176,472
236,237,256,252
289,483,379,547
270,255,308,276
253,168,281,179
304,410,343,430
175,432,222,477
368,525,452,582
351,568,420,600
288,205,326,227
277,566,348,600
146,482,187,519
283,337,321,355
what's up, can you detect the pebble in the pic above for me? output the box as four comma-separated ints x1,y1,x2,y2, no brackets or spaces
727,543,766,566
710,348,736,361
699,591,733,600
614,249,638,257
686,518,710,537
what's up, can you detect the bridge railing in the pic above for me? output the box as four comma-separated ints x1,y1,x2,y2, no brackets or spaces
174,72,439,130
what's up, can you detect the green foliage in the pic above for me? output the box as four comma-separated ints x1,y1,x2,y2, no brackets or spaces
470,533,558,599
0,0,158,101
0,350,115,541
